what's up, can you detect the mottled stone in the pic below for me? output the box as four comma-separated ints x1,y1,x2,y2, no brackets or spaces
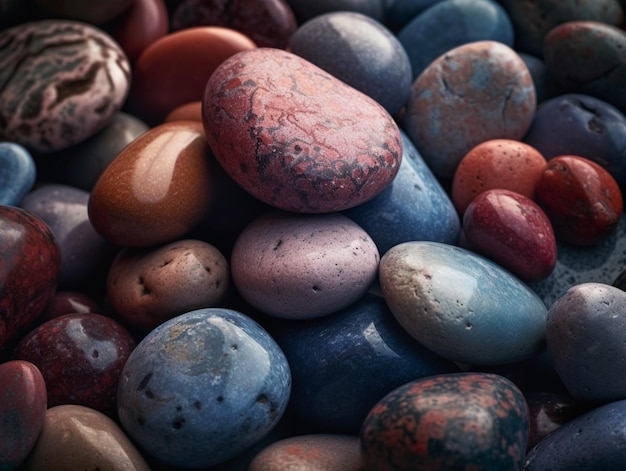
117,308,291,468
88,121,213,247
404,40,536,179
0,360,47,471
0,20,131,152
360,372,529,471
250,434,363,471
379,241,547,365
21,404,150,471
0,142,36,206
203,47,402,213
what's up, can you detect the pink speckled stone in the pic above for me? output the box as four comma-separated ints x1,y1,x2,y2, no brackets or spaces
202,47,402,213
0,20,131,153
231,210,380,318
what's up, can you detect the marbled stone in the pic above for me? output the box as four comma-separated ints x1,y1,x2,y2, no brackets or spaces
0,142,36,206
20,404,150,471
379,241,548,365
360,372,529,471
288,11,412,115
404,40,536,179
117,308,291,468
0,360,47,471
343,130,460,255
88,121,213,247
203,47,402,213
0,20,131,152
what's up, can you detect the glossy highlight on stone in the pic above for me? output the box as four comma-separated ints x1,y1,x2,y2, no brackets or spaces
117,308,291,469
0,142,36,206
0,20,131,152
360,372,529,471
88,121,214,247
202,47,402,213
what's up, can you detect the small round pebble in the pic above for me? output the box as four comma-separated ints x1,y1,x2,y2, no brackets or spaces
202,47,402,213
547,282,626,402
107,239,229,331
451,139,547,215
379,241,548,365
20,404,150,471
231,211,379,319
249,434,363,471
463,189,557,282
289,11,412,115
117,308,291,469
404,40,536,179
0,360,47,471
0,20,131,152
360,372,529,471
0,142,36,206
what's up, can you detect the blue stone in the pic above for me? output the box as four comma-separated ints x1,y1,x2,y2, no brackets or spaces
0,142,36,206
398,0,514,79
525,399,626,470
384,0,446,30
117,308,292,469
273,294,459,433
343,131,460,255
289,11,412,115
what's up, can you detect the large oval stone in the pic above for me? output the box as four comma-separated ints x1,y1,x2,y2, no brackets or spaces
379,241,547,365
202,47,402,213
0,20,131,153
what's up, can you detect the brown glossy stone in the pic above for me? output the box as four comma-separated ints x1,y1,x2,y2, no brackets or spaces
0,20,131,153
106,239,229,331
249,434,363,471
129,26,256,124
21,404,150,471
108,0,170,63
88,121,214,247
164,100,203,123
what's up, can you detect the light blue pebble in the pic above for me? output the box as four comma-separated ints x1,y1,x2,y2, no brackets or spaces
398,0,514,79
117,308,291,469
379,241,548,365
0,142,36,206
343,131,460,255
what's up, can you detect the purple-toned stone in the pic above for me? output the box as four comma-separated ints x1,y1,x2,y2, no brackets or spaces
0,20,131,153
202,48,402,213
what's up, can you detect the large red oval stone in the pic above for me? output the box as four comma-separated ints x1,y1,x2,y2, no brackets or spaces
202,48,402,213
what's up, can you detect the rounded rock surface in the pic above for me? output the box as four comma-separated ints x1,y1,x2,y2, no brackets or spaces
202,47,402,213
0,20,131,152
0,142,36,206
231,211,379,319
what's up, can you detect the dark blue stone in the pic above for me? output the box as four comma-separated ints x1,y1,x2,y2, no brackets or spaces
383,0,445,30
343,131,460,255
273,294,459,433
397,0,514,79
525,399,626,470
0,142,36,206
523,93,626,190
289,11,412,116
518,52,561,104
117,308,292,469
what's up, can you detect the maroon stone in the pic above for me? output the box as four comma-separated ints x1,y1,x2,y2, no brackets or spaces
202,48,402,213
12,313,137,414
525,392,586,451
0,206,61,352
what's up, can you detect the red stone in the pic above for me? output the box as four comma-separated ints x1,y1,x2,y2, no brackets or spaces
463,189,557,282
88,121,214,247
535,155,623,246
0,360,47,470
128,27,256,124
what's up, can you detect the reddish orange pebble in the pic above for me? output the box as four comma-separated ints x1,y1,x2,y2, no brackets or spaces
451,139,547,215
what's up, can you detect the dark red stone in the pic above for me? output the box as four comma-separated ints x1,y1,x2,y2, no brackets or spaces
171,0,297,49
12,313,137,414
40,290,102,323
525,392,586,451
360,372,529,470
535,155,623,246
0,360,47,470
202,48,402,213
0,206,61,352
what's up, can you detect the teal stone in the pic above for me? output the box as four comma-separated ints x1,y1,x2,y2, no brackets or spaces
0,143,36,206
379,241,548,365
